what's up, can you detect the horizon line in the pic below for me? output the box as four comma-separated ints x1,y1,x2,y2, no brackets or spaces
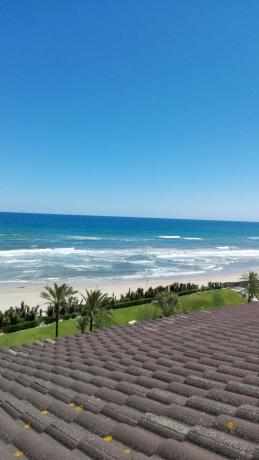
0,210,259,225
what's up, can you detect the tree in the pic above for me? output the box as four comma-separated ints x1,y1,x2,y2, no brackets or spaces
76,313,89,334
41,283,77,338
81,289,112,331
155,291,182,317
240,271,259,302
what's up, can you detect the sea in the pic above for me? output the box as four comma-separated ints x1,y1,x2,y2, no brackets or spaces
0,212,259,284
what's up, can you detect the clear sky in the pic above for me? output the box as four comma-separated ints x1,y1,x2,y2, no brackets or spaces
0,0,259,221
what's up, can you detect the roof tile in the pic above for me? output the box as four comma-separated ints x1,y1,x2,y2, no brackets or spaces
139,413,190,440
157,438,226,460
112,423,161,456
1,302,259,459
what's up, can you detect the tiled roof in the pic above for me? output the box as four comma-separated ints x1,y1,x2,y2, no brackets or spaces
0,303,259,459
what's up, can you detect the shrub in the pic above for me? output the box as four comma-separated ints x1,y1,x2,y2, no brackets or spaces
211,291,225,307
3,319,41,333
44,315,56,324
137,304,161,322
62,313,71,320
155,292,182,317
0,303,40,330
118,281,223,303
76,315,89,333
94,312,116,329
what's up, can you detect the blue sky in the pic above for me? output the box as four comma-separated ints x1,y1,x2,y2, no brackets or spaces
0,0,259,221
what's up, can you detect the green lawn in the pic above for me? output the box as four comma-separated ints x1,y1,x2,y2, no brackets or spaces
0,289,246,348
180,288,245,312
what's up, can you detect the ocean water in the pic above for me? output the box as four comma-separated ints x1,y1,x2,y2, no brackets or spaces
1,212,259,284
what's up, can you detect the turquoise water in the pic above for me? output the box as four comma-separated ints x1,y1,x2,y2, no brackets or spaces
0,212,259,283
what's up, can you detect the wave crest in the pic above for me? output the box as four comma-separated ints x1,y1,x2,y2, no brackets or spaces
68,236,103,241
158,235,180,239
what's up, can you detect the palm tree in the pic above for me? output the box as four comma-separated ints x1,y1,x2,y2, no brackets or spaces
41,283,77,338
240,271,259,302
81,289,112,331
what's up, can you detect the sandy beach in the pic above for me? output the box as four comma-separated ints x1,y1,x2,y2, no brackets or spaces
0,271,245,312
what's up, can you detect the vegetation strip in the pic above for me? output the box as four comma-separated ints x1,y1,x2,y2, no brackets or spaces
0,289,245,348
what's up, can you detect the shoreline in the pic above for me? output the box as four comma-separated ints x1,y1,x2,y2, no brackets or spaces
0,271,245,312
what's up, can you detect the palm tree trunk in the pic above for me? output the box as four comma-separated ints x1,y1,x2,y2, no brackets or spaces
55,304,59,338
89,313,93,332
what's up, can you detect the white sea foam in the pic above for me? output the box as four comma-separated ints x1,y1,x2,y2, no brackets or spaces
158,235,181,239
216,246,231,250
248,237,259,240
183,237,204,241
67,235,152,242
0,248,77,257
128,259,154,265
1,246,259,260
153,248,259,260
44,277,60,281
68,236,103,241
203,265,216,270
125,268,207,279
1,244,259,283
22,270,37,274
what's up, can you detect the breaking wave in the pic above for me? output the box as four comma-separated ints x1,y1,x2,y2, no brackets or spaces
1,243,259,282
183,237,204,241
68,236,103,241
1,246,259,260
158,235,181,239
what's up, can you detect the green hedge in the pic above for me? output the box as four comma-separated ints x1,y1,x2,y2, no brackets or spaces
44,315,56,324
178,289,199,296
111,291,199,307
44,312,78,323
62,313,71,320
111,298,153,309
3,318,41,333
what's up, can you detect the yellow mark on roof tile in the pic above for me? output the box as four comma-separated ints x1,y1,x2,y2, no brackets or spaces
124,448,131,454
103,435,112,442
69,402,75,407
23,423,30,429
14,452,24,458
41,409,48,414
76,405,83,412
226,421,234,429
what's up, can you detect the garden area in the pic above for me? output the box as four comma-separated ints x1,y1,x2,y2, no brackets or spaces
0,287,246,348
0,281,224,333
